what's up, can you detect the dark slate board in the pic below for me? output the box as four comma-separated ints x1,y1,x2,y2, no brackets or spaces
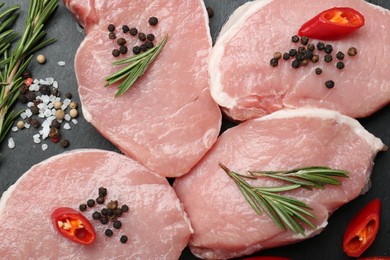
0,1,389,259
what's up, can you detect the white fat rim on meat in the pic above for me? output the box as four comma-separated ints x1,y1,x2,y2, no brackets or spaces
209,0,273,108
255,108,385,152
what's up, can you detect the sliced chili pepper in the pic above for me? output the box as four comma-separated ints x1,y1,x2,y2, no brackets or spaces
52,207,96,245
358,257,390,260
343,198,381,257
298,7,365,40
243,257,292,260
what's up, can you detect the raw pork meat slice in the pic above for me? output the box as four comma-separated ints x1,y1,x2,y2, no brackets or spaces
173,108,384,259
0,149,192,259
64,0,221,177
210,0,390,121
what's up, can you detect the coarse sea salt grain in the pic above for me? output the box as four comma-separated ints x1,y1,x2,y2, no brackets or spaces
8,138,15,149
20,112,27,119
27,102,34,107
24,123,30,129
57,61,65,66
42,143,48,151
25,109,33,118
53,81,59,89
46,77,54,85
33,134,41,144
12,126,18,132
63,123,71,130
64,114,71,121
72,119,78,125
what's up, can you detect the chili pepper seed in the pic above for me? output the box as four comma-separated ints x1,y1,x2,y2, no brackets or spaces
325,80,335,89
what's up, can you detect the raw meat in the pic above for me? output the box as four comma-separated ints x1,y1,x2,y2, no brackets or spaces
0,149,192,259
64,0,221,177
173,108,385,259
210,0,390,122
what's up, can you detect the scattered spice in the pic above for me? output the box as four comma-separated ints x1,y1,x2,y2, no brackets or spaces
69,109,78,118
36,54,46,64
282,53,290,60
96,196,105,204
336,51,345,60
119,45,128,54
324,54,333,62
317,42,325,50
65,92,72,99
311,55,319,63
108,24,115,32
60,139,70,148
307,43,315,51
144,41,154,49
113,220,122,229
121,205,129,212
148,16,158,26
129,28,138,36
99,187,107,197
122,25,129,33
348,47,358,56
336,62,345,70
270,58,278,67
132,46,141,55
87,199,95,207
30,119,40,128
291,59,300,69
79,204,87,212
39,85,51,95
100,216,109,225
55,109,65,120
117,37,126,46
92,211,101,220
273,52,282,60
291,35,299,43
315,68,322,75
112,49,120,57
16,120,25,129
325,80,335,89
146,34,155,41
107,200,118,209
300,36,309,45
324,44,333,54
206,7,214,18
289,49,297,57
69,101,78,109
108,32,116,40
120,235,128,243
105,229,114,237
138,32,146,42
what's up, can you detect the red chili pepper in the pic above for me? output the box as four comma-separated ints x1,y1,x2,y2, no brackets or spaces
298,7,365,40
358,257,390,260
52,207,96,245
343,198,381,257
243,257,292,260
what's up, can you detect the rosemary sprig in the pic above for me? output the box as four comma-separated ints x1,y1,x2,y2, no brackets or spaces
219,163,349,235
0,0,57,143
105,34,168,97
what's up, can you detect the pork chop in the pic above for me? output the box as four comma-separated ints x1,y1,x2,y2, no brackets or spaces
210,0,390,121
0,149,192,259
64,0,221,177
173,108,384,259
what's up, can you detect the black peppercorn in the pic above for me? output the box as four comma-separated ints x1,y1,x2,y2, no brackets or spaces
282,53,290,60
144,41,154,49
112,49,120,57
79,204,87,212
109,32,116,40
289,49,297,57
291,35,299,43
25,91,36,102
100,216,109,225
87,199,95,207
147,33,155,41
48,127,59,138
122,25,130,33
31,106,39,115
119,45,128,54
324,54,333,63
300,59,308,66
291,59,300,69
108,24,115,32
129,27,138,36
307,44,315,51
148,17,158,26
121,204,129,212
296,53,305,62
65,92,73,99
324,44,333,54
99,187,107,197
336,61,345,70
105,229,113,237
92,211,101,220
120,235,128,243
39,85,51,95
348,47,358,56
132,46,141,55
138,32,146,42
140,44,148,52
315,68,322,75
114,208,123,217
51,120,61,129
304,50,313,60
96,196,105,204
298,47,306,54
336,51,345,60
270,58,278,67
22,70,32,79
206,7,214,18
18,95,28,104
19,84,29,94
300,36,309,45
325,80,335,89
317,42,325,51
113,220,122,229
107,208,115,217
117,37,126,46
101,208,109,216
30,119,40,128
51,88,60,97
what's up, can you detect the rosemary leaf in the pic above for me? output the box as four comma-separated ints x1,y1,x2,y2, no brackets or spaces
220,163,349,235
105,34,168,97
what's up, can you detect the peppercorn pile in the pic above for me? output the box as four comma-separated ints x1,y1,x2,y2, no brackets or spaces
9,71,79,150
270,35,358,89
108,16,159,57
79,187,129,244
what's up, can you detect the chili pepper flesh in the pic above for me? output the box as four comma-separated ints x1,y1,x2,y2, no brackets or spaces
298,7,365,40
52,207,96,245
343,199,381,257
